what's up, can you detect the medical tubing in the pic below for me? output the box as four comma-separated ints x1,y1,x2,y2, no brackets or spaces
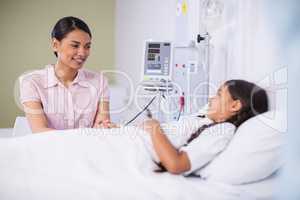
124,95,157,126
177,93,185,121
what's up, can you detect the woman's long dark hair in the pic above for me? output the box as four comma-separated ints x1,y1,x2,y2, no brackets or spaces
51,16,92,57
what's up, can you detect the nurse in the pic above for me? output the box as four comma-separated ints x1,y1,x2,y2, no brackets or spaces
19,16,113,133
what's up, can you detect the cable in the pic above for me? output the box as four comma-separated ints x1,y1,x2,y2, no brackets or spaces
124,95,157,126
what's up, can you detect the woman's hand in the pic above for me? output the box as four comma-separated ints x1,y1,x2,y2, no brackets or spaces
93,119,119,129
93,101,118,128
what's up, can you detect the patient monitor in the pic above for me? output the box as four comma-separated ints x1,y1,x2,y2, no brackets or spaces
141,41,173,91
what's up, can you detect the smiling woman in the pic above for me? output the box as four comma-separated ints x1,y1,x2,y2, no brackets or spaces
19,16,114,133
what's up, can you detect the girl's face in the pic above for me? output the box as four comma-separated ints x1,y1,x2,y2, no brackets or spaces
207,84,242,122
52,29,91,70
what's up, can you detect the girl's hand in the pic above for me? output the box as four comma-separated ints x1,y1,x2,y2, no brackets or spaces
139,119,161,134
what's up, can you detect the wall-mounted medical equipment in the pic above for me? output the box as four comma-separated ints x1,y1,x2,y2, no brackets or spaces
141,41,173,92
135,36,210,123
143,41,172,80
133,0,213,123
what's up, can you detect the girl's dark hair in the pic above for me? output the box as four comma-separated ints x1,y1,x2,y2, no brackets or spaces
224,79,269,127
51,16,92,57
186,80,269,145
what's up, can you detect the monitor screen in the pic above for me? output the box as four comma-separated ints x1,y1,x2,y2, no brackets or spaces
144,42,171,77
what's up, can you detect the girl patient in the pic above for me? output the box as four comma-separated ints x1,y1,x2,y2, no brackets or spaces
0,79,269,181
139,79,269,175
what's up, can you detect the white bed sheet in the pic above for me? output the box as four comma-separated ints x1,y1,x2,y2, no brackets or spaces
0,128,12,137
233,172,279,200
0,128,273,200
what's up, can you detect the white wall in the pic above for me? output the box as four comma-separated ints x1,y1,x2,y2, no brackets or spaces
203,0,286,115
114,0,287,122
204,0,281,88
115,0,177,87
115,0,284,90
113,0,177,123
266,0,300,198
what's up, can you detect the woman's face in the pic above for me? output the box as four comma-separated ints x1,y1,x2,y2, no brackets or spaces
52,29,91,70
207,84,242,122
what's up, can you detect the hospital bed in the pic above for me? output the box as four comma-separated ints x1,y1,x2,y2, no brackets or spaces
0,110,284,200
0,128,12,137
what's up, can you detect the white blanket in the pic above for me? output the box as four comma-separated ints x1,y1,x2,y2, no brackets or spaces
0,127,251,200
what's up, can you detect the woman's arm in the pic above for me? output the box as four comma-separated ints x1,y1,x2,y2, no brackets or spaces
23,101,54,133
93,101,115,128
142,119,191,174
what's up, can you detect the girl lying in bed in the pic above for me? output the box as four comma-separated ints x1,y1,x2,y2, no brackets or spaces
139,79,269,175
0,79,269,182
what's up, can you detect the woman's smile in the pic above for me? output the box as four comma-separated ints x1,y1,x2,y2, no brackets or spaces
72,56,86,65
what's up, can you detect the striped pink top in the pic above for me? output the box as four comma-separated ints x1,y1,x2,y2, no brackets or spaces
19,64,110,129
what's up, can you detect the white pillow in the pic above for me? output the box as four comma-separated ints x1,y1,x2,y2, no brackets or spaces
199,111,285,185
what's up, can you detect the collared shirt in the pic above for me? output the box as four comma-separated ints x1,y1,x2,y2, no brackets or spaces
140,115,236,176
19,64,110,130
178,117,236,177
